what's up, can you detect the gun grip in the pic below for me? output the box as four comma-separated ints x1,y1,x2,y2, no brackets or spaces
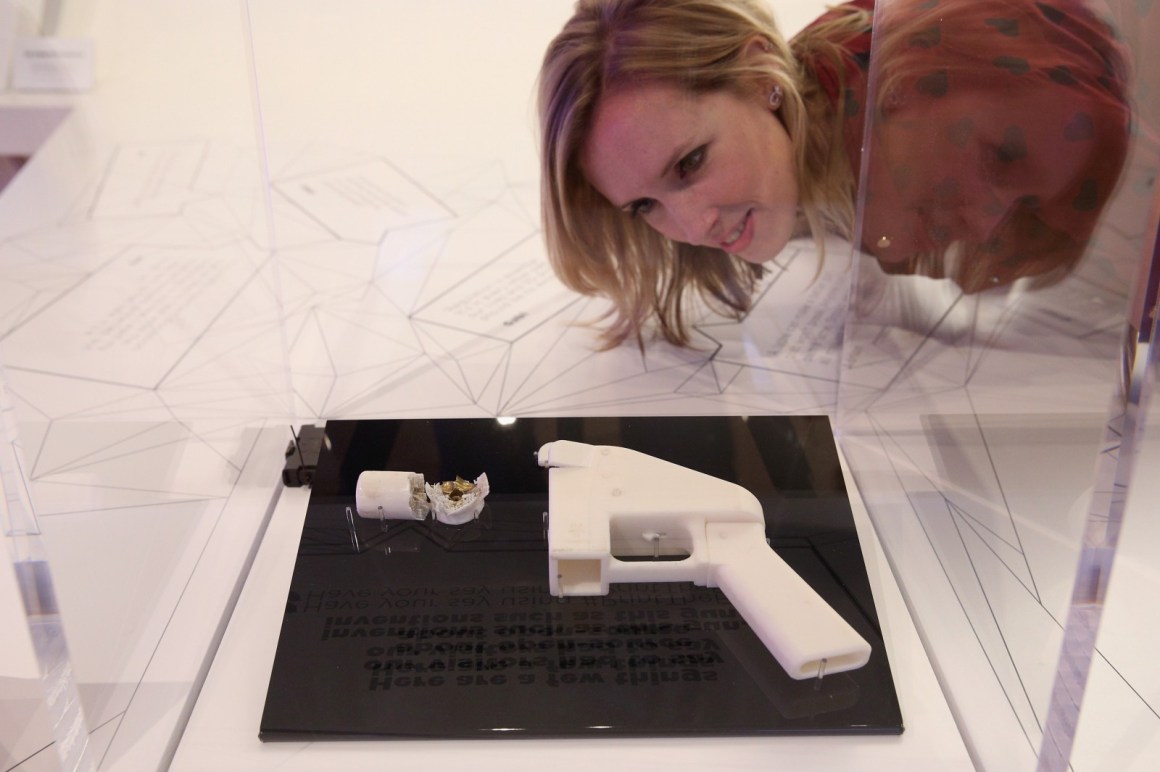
707,522,872,680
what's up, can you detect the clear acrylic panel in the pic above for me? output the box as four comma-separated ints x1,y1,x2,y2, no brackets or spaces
1,355,95,771
0,1,294,769
1055,3,1160,767
1068,237,1158,767
837,0,1160,769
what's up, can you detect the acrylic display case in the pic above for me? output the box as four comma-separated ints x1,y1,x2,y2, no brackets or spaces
0,0,1156,770
183,3,941,767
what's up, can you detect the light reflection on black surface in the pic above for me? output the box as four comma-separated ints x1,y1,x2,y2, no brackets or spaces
260,416,903,740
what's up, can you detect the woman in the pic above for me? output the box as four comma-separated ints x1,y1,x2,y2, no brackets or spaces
538,0,1130,347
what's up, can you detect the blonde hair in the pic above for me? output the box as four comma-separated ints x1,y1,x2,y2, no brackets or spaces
539,0,868,348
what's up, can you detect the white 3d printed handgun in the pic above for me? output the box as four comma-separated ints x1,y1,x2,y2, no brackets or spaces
537,440,872,680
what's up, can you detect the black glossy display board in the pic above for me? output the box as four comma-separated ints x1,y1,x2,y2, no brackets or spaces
260,416,903,739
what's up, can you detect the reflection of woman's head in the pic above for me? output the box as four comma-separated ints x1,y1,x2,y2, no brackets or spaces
539,0,863,347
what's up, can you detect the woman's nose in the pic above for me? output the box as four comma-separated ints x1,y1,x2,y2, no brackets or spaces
665,192,718,246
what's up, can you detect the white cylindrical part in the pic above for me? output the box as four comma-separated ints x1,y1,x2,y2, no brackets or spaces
355,471,429,520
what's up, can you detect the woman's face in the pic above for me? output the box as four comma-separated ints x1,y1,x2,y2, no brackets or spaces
580,81,798,264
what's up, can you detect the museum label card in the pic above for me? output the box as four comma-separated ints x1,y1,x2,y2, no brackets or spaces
11,37,94,92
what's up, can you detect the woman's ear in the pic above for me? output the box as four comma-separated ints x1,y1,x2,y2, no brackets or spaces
742,35,775,64
742,35,780,96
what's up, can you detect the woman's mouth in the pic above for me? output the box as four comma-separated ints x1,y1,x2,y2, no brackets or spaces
721,210,753,252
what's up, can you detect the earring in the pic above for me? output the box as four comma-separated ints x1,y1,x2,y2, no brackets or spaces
768,84,783,111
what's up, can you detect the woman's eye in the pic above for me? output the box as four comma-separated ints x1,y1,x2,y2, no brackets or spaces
676,146,706,179
629,198,656,217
